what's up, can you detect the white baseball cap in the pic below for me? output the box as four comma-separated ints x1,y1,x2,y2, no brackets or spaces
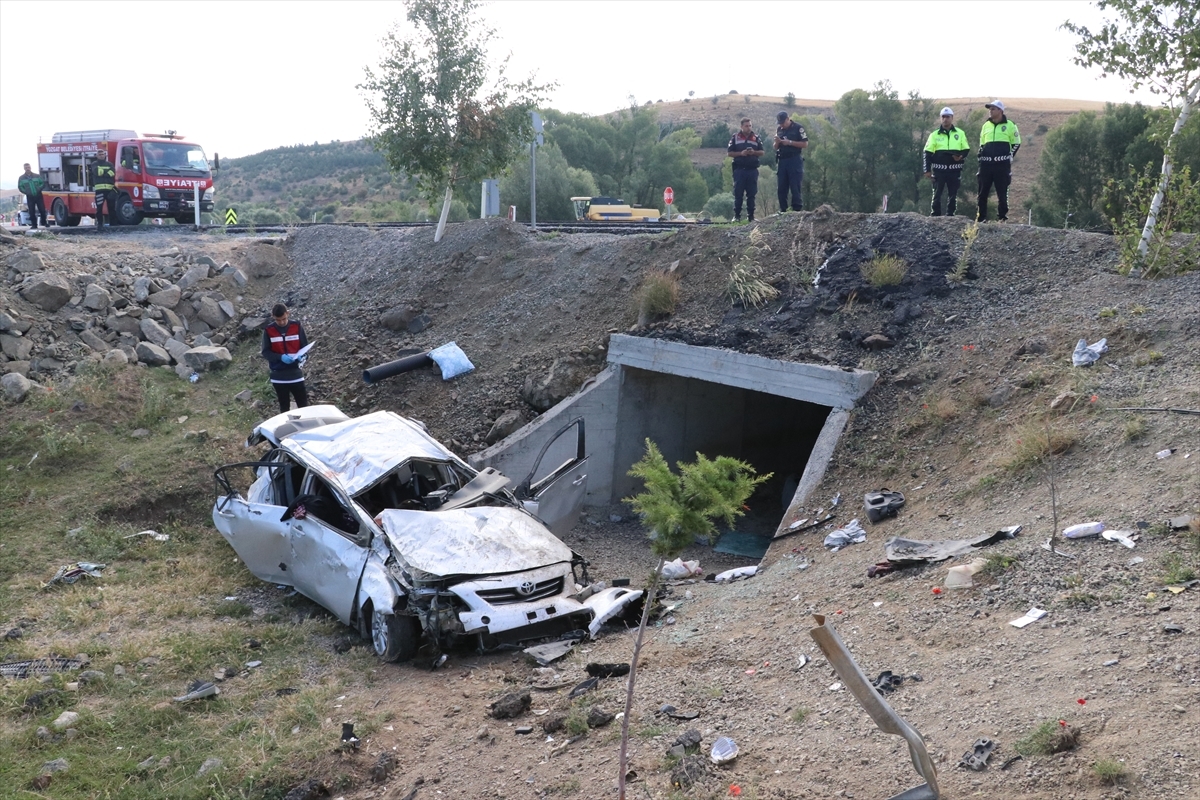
985,100,1006,111
940,107,954,116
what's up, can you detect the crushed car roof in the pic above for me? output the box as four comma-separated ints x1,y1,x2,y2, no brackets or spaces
285,410,458,496
379,507,574,575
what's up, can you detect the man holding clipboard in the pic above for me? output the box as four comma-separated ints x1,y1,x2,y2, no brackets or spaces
262,302,312,413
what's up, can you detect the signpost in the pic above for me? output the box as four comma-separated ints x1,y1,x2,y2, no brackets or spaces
225,207,237,226
663,186,674,221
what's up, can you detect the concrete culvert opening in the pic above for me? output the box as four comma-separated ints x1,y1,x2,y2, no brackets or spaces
472,335,876,559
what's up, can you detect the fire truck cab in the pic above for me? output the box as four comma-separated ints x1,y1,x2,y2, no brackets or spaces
37,129,215,226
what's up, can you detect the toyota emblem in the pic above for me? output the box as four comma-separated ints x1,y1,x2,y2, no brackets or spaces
516,581,536,596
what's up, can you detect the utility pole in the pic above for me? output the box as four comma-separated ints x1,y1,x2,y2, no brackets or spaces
529,111,543,227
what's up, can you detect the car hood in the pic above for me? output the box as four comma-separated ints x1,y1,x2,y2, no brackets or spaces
379,506,574,577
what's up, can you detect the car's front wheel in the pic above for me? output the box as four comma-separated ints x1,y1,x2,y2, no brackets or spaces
370,606,420,663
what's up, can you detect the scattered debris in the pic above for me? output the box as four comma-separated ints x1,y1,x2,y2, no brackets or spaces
660,558,702,579
1041,538,1076,559
871,671,905,695
123,530,170,542
710,736,739,765
1163,623,1184,634
173,680,219,703
999,754,1024,771
864,490,905,523
658,704,700,721
824,519,867,550
586,663,630,678
42,562,106,589
524,639,578,666
945,558,988,589
0,657,83,679
1169,514,1197,530
713,565,758,582
669,754,709,789
568,677,599,698
1155,448,1175,459
1072,337,1108,366
587,707,615,728
1063,521,1105,539
428,341,475,380
772,513,835,541
515,725,534,735
1009,608,1049,628
340,722,360,751
959,738,997,771
875,526,1021,574
809,614,939,799
1101,530,1138,549
1165,579,1200,594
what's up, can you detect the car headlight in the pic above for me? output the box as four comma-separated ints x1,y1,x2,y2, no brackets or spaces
203,188,214,202
142,184,160,199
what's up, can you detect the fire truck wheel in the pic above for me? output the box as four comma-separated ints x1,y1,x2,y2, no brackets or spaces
53,199,70,227
113,194,144,226
174,213,197,225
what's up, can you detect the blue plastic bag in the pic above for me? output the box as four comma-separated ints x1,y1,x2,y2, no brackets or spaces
429,342,474,380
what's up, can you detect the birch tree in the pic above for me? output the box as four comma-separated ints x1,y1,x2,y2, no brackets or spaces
1063,1,1200,263
359,0,549,242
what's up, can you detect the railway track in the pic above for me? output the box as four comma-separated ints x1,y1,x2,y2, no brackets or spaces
32,219,709,237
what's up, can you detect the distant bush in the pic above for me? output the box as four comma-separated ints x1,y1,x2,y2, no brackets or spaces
702,192,734,220
785,92,796,107
701,122,732,148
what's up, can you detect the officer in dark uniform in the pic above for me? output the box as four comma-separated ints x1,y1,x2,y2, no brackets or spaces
976,100,1021,222
91,151,117,229
774,111,808,212
727,118,764,222
922,107,971,216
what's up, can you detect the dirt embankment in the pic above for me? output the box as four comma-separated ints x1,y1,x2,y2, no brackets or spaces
3,214,1198,799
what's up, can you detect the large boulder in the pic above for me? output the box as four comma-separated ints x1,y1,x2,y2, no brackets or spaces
1,333,33,361
6,248,46,274
237,243,290,278
132,276,153,303
139,318,172,347
21,273,72,311
79,329,109,352
105,313,141,336
485,410,524,445
146,285,181,308
183,345,232,372
0,312,33,334
102,349,129,367
2,372,33,403
82,283,112,311
177,264,211,290
163,338,191,364
196,296,228,328
135,342,171,367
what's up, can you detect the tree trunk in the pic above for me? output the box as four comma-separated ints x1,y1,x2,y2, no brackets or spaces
617,558,663,800
1138,85,1197,259
433,185,453,243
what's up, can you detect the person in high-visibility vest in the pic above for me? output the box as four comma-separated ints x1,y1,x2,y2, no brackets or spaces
91,152,117,229
18,163,47,229
922,108,970,217
976,100,1021,223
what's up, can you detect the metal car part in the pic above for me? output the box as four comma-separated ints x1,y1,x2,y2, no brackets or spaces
809,614,940,800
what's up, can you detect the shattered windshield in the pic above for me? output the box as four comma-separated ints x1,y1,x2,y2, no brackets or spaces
144,143,209,173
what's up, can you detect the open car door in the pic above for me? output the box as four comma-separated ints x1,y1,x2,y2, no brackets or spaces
212,460,300,585
515,419,588,537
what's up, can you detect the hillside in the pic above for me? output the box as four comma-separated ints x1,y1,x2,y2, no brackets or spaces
1,213,1197,799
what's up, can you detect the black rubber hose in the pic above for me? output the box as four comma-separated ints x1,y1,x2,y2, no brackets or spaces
362,351,433,384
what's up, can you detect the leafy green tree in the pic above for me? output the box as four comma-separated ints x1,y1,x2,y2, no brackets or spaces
359,0,550,241
701,122,732,148
499,142,598,221
819,83,914,212
616,441,769,800
1064,0,1199,264
702,192,735,221
1029,111,1109,228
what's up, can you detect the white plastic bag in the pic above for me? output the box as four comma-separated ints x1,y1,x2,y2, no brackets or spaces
714,565,758,582
660,558,701,579
1072,338,1108,367
1063,521,1105,539
429,341,475,380
824,518,867,550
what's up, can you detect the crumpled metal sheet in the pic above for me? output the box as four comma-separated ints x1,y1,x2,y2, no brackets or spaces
42,562,106,589
883,526,1021,565
289,411,459,496
379,506,573,576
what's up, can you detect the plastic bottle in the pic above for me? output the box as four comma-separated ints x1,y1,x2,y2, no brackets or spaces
1156,448,1175,459
1063,521,1105,538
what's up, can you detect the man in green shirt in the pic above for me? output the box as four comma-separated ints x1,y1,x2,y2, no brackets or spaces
18,164,47,229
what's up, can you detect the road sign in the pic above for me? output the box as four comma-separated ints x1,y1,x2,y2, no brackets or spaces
225,207,237,226
663,187,674,205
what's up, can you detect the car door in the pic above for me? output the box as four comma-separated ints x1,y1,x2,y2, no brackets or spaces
288,473,371,625
212,457,301,585
516,418,589,537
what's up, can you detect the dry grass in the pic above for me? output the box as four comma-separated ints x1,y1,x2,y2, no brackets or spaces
1004,419,1078,472
862,254,908,287
639,272,681,319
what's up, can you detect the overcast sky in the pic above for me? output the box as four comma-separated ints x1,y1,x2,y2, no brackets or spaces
0,0,1157,190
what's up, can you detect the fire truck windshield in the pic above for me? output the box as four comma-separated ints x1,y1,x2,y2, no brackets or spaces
144,143,209,173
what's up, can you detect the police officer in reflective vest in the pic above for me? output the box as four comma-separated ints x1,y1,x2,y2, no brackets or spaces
727,118,765,222
922,107,970,216
976,100,1021,222
91,151,117,229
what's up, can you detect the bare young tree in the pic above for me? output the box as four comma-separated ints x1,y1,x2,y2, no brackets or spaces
359,0,551,241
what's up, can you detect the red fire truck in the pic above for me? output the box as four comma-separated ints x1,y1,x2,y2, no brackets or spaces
36,129,216,226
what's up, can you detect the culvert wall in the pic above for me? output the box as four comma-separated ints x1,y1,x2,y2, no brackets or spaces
470,335,876,528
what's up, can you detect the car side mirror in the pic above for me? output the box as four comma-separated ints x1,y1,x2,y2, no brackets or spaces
211,153,220,171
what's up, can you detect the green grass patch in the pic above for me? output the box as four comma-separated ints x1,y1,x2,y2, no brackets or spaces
862,254,908,287
1160,552,1198,584
981,554,1020,577
1015,720,1079,756
639,272,681,319
1093,758,1128,785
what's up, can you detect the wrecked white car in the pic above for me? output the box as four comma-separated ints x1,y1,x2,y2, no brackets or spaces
212,405,630,662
